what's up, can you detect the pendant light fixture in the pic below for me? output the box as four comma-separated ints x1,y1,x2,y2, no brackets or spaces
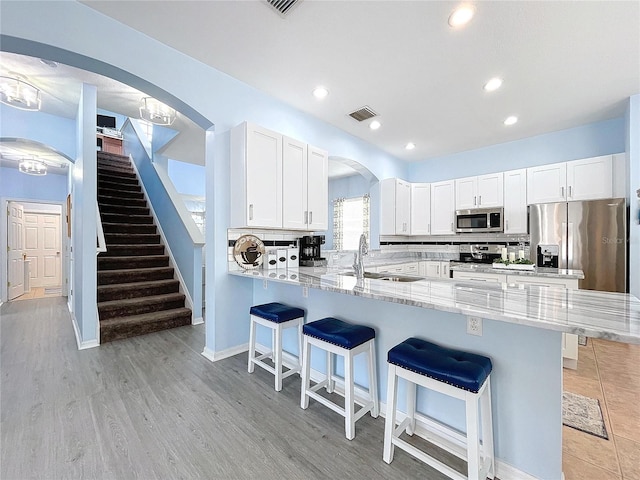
139,97,176,126
18,157,47,176
0,75,42,111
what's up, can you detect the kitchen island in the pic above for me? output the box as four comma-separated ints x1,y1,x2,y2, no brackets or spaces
229,267,640,479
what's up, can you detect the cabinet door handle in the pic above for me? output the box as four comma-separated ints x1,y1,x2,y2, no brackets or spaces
451,222,454,232
568,186,572,198
304,211,308,225
505,219,509,231
249,204,254,221
561,186,565,198
437,265,440,275
428,223,430,234
474,195,477,206
309,211,313,225
478,195,482,205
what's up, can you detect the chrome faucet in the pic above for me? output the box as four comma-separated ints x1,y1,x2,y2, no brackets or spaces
353,233,368,280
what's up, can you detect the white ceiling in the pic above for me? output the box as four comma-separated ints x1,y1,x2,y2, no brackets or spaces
79,0,640,162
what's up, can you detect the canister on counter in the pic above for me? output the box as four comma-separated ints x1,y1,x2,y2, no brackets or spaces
264,249,278,270
287,246,299,269
277,249,288,269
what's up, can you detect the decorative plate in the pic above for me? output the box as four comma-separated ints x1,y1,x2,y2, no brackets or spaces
233,234,265,270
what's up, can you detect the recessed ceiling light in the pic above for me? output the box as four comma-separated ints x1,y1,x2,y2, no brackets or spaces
369,120,381,130
504,116,518,126
405,142,416,150
312,86,329,99
448,4,475,28
484,77,503,92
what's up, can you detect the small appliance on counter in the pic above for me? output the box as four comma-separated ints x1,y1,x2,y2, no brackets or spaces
299,235,327,267
536,244,559,268
459,244,505,264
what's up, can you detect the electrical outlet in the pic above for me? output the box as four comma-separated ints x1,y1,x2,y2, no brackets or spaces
302,286,308,298
467,316,483,336
263,279,268,290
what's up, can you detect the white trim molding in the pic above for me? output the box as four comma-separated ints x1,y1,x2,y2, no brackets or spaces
70,312,99,350
202,343,249,362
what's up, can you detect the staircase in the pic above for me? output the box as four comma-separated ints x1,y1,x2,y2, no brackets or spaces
97,151,191,343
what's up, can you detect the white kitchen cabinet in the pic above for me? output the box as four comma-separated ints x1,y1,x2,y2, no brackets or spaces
380,178,411,235
452,271,507,283
420,261,450,279
503,168,528,234
455,173,503,210
282,138,328,230
410,183,431,235
430,180,455,235
230,122,282,228
527,155,613,204
566,155,613,201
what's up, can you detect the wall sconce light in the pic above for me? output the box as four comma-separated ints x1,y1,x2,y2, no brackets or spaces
19,158,47,176
139,97,176,126
0,76,42,111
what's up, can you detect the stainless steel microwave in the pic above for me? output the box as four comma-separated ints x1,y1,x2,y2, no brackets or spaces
455,207,504,233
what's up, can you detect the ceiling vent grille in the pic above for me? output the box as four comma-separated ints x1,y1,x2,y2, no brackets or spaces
265,0,302,17
348,106,378,122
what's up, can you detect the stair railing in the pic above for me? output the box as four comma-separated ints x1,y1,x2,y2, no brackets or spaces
96,204,107,255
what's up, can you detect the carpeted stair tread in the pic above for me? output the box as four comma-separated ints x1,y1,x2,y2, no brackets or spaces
98,172,139,185
104,233,161,245
101,222,157,234
98,279,179,302
99,204,150,215
98,180,141,192
99,244,165,256
98,266,175,285
98,167,137,179
99,308,192,343
98,255,170,270
98,188,144,200
100,213,153,225
97,293,187,320
98,195,147,208
97,152,129,162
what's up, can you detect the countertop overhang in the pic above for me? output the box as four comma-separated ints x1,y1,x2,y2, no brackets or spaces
229,267,640,344
449,262,586,279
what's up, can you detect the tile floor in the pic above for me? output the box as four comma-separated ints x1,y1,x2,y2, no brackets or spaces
563,338,640,480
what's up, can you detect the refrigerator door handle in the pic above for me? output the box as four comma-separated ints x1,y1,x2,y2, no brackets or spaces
567,222,574,268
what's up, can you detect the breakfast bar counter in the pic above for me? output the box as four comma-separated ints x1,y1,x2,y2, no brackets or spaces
229,266,640,479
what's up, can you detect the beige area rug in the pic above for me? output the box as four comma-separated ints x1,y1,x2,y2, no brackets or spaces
562,391,608,440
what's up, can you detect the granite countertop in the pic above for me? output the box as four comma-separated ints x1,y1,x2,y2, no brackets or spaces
229,267,640,344
449,262,585,279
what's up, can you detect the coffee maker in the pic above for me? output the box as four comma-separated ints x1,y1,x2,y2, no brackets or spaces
299,235,327,267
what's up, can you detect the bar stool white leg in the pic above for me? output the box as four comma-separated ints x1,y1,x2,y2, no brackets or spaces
367,340,379,417
300,336,311,409
344,350,355,440
465,391,481,480
297,320,303,371
383,364,398,464
481,378,495,479
326,350,334,393
274,324,283,391
406,377,417,435
248,317,257,373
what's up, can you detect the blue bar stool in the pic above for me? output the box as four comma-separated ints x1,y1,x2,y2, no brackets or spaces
248,302,305,391
383,337,494,480
300,317,379,440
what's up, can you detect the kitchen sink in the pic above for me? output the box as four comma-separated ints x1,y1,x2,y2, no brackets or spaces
339,272,423,282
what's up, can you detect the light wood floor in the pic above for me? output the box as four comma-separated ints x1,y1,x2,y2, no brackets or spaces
562,339,640,480
0,297,458,480
12,286,62,301
2,297,638,480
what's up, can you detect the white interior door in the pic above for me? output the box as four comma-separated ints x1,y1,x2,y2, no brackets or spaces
7,202,25,300
24,212,62,288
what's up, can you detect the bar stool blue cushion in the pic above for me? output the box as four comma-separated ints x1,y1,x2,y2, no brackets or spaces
388,337,492,393
303,318,375,350
250,302,305,324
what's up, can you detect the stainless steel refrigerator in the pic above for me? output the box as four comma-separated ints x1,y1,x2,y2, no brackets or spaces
529,198,627,293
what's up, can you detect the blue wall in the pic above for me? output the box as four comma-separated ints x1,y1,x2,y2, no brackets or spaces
627,95,640,298
168,159,206,196
408,117,626,182
0,166,67,202
0,104,76,159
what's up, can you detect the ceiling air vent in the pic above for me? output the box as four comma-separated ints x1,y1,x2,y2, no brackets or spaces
348,106,378,122
265,0,302,17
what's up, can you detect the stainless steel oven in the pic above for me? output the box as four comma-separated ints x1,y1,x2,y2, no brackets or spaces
455,207,503,233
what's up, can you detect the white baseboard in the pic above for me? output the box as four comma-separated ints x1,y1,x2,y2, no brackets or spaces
70,312,99,350
202,343,249,362
192,316,204,325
